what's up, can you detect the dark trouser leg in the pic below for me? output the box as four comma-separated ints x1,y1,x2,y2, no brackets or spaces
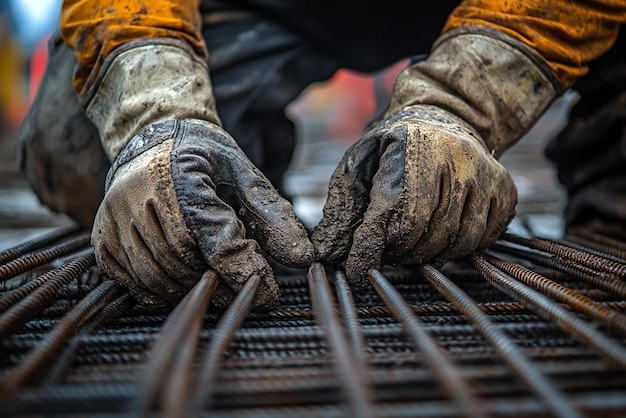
546,28,626,240
20,32,110,228
200,4,339,194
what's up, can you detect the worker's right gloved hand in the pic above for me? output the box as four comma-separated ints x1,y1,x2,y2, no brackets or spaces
87,39,313,309
313,27,562,283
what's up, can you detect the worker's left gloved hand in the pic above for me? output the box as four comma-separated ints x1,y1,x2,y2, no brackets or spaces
85,39,312,309
312,27,561,284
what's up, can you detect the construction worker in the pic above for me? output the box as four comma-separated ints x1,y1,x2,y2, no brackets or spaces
20,1,626,309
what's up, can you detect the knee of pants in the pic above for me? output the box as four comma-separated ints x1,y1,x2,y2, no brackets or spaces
20,33,110,228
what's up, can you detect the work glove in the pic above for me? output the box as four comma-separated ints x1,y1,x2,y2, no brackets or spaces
313,27,561,284
87,39,313,309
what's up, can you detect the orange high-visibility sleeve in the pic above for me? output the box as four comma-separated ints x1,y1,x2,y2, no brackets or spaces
60,0,206,99
444,0,626,89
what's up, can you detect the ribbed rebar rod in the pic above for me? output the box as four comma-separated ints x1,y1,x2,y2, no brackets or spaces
189,275,261,415
471,255,626,367
502,233,626,278
569,226,626,252
559,237,626,264
0,252,96,314
134,270,219,417
0,232,91,281
0,252,96,338
334,270,369,363
44,293,135,384
0,227,80,265
162,272,219,418
484,253,626,336
10,319,573,354
420,264,580,418
369,269,483,418
492,243,626,298
0,382,136,417
308,264,374,418
0,279,121,403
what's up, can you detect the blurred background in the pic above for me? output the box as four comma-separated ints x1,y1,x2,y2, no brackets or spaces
0,0,69,249
0,0,574,251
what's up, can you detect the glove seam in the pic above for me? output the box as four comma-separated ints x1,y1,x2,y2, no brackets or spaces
104,120,179,190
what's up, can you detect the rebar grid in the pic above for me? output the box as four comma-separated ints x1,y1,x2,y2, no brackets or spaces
0,228,625,417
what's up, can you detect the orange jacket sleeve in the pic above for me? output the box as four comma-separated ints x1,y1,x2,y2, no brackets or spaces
60,0,206,99
444,0,626,89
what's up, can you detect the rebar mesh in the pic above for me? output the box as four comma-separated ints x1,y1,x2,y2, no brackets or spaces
0,227,625,417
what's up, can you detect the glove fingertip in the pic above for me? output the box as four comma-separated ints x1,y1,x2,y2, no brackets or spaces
311,219,352,264
262,222,314,268
254,275,281,311
213,245,281,310
345,220,386,287
280,239,315,268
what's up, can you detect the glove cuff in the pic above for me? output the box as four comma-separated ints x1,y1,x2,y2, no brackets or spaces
386,26,562,157
85,38,221,161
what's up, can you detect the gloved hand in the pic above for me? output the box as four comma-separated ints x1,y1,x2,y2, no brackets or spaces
312,27,561,284
87,39,313,309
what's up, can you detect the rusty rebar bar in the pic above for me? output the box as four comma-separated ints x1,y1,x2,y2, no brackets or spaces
0,232,91,282
1,229,625,417
308,264,374,418
420,264,581,418
471,255,626,367
484,253,626,336
0,227,80,265
559,237,626,264
189,275,261,415
502,233,626,278
492,242,626,298
333,270,369,363
134,270,219,417
0,252,96,338
369,269,484,418
569,226,626,252
44,293,135,384
0,279,121,403
0,252,96,314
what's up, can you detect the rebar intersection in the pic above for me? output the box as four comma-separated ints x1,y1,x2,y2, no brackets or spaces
0,227,625,417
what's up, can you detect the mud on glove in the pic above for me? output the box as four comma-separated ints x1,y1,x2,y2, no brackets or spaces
312,27,561,284
88,39,313,309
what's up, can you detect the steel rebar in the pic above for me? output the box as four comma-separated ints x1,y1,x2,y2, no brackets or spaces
333,270,369,363
420,264,580,418
472,255,626,367
0,252,96,314
134,270,219,417
1,230,625,417
0,280,121,403
369,269,484,418
502,233,626,278
308,263,374,418
558,237,626,264
569,226,626,252
492,242,626,298
484,253,626,336
44,293,135,384
0,227,80,265
0,252,96,338
189,275,261,415
0,232,91,281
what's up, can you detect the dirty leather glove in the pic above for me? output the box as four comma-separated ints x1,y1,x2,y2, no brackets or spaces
312,27,561,284
87,39,313,309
